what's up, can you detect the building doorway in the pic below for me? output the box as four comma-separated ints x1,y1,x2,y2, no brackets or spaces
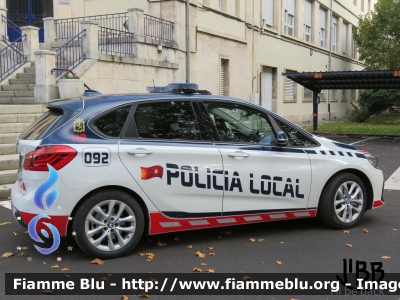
6,0,53,42
261,66,277,112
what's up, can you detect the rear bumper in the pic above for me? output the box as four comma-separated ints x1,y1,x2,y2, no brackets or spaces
12,204,69,237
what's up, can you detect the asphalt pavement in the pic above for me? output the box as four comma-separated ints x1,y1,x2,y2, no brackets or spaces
0,136,399,300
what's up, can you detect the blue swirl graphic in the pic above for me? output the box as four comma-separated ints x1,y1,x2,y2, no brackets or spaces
34,164,59,211
28,214,61,255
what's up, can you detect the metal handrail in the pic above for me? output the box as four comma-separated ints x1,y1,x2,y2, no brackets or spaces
2,15,21,42
0,34,26,81
143,13,174,43
98,26,134,57
55,30,86,77
54,12,128,41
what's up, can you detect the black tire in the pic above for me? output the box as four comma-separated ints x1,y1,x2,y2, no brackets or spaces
73,189,144,258
318,172,367,229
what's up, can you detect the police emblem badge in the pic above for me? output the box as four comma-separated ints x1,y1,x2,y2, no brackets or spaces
73,118,85,133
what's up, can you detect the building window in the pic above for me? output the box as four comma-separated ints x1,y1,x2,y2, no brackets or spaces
351,89,356,100
304,0,312,42
361,0,365,12
332,90,337,100
284,0,295,36
342,23,348,55
320,8,326,47
353,0,357,5
220,59,229,96
342,90,347,101
219,0,223,10
351,33,356,58
262,0,274,27
332,16,337,52
285,70,296,101
304,88,312,100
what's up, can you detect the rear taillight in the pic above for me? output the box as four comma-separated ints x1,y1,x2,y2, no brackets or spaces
23,145,77,171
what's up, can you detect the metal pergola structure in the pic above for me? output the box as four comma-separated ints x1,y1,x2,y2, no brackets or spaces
282,70,400,134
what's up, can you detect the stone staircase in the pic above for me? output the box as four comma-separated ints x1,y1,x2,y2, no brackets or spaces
0,62,46,198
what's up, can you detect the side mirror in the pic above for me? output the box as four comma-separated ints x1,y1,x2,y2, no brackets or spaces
277,130,289,146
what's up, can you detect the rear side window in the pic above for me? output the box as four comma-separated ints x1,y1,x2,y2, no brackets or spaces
93,106,131,137
19,111,61,140
134,101,201,140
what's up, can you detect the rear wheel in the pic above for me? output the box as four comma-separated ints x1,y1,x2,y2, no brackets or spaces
318,173,367,229
73,190,144,258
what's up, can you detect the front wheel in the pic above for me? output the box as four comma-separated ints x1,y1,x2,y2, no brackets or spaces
72,190,145,258
318,173,367,229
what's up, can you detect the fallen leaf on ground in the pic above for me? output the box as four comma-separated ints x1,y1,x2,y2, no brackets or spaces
61,268,69,271
381,255,391,260
138,292,149,298
42,290,52,294
207,269,215,273
13,232,17,236
201,263,207,266
192,267,202,272
276,261,283,265
146,253,155,261
343,230,350,234
57,257,62,262
157,242,167,247
20,247,28,251
196,251,206,258
259,262,263,264
242,275,251,281
209,252,216,256
281,242,285,244
248,238,256,242
258,238,265,242
345,244,353,248
139,253,146,257
121,295,129,300
1,252,13,258
208,247,214,250
91,258,105,265
363,229,369,233
0,222,11,226
187,245,193,249
17,252,27,257
393,228,398,231
51,264,59,269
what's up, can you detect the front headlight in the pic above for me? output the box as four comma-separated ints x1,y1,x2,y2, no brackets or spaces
362,151,379,169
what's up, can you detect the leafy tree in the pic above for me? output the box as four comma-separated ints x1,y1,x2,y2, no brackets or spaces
346,89,400,122
354,0,400,70
347,0,400,122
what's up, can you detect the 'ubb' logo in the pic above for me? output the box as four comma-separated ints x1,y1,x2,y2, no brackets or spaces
27,165,61,255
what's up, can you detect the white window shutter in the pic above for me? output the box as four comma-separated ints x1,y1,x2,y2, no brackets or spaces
220,60,226,96
285,78,294,100
342,24,347,54
265,0,273,26
286,0,295,15
304,0,312,27
320,9,326,30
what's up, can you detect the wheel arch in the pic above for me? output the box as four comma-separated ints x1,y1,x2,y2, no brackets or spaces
68,185,151,236
320,168,374,211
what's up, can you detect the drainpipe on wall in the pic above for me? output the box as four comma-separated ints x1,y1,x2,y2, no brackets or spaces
328,0,333,120
186,0,190,82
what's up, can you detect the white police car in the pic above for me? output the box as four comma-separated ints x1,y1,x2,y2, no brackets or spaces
11,83,384,258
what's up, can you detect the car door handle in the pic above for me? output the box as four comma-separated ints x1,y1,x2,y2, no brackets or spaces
228,151,250,159
127,149,153,156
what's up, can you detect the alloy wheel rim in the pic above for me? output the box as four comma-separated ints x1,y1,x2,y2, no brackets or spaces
334,181,364,223
85,200,136,252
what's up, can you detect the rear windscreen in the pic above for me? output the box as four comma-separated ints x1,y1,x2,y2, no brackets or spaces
19,110,61,140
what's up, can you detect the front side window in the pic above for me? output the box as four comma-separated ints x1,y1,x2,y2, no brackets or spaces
134,101,201,140
93,106,131,137
274,119,318,147
202,101,276,145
